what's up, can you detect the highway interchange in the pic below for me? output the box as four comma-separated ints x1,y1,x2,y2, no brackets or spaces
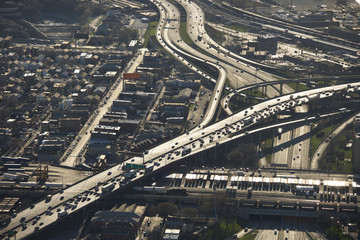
2,0,360,239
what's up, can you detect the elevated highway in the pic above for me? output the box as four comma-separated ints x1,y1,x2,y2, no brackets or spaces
2,79,360,239
2,1,360,239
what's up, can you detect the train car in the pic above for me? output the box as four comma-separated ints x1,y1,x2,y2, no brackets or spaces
259,200,277,209
319,203,336,211
299,202,317,211
167,189,188,196
239,199,257,208
339,203,357,213
279,200,297,210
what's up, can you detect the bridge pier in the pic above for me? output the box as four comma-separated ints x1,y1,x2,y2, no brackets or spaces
280,83,283,95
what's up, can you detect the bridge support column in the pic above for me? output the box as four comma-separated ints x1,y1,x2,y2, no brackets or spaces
265,86,267,97
296,82,299,91
262,86,265,97
280,83,283,95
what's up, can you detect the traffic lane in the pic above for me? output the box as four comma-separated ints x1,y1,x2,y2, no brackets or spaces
7,71,360,236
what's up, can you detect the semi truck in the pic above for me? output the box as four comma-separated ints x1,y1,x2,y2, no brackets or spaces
58,210,67,218
145,164,154,173
124,169,137,179
101,183,115,194
181,147,191,156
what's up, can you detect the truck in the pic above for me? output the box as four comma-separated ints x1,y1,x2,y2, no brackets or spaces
58,210,67,218
101,183,115,194
181,147,191,156
124,163,145,170
124,169,137,179
145,164,154,173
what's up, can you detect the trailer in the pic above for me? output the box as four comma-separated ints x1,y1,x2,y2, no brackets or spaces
4,163,22,169
45,183,64,188
58,210,67,218
0,181,16,187
19,182,39,187
101,183,115,194
181,147,191,156
2,173,19,180
15,173,29,179
124,170,137,179
145,164,154,173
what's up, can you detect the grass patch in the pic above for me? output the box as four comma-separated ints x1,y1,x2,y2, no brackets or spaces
310,120,339,158
180,22,193,45
224,24,249,32
143,21,158,48
205,24,225,43
189,103,194,111
240,230,258,240
261,137,273,164
196,218,243,240
244,88,265,98
287,82,310,92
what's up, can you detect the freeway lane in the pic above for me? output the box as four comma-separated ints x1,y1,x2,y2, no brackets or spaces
3,80,360,239
153,0,227,127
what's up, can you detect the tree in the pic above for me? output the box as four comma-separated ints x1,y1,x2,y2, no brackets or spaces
156,202,178,217
148,228,162,240
181,207,198,218
226,143,258,168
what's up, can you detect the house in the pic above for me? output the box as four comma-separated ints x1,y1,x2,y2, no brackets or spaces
90,203,146,240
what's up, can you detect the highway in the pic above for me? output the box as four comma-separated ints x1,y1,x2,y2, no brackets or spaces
3,0,360,239
152,0,227,128
3,79,360,239
210,0,360,52
310,111,359,170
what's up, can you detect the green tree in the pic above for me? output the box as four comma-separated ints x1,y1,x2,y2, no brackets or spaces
156,202,178,217
226,143,258,168
181,207,198,218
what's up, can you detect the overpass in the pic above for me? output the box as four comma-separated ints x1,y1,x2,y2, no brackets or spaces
2,79,360,239
220,75,360,115
2,1,360,239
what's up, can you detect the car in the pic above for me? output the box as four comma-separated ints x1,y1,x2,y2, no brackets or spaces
274,230,277,235
60,196,64,201
20,217,26,222
244,227,248,232
286,229,289,233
